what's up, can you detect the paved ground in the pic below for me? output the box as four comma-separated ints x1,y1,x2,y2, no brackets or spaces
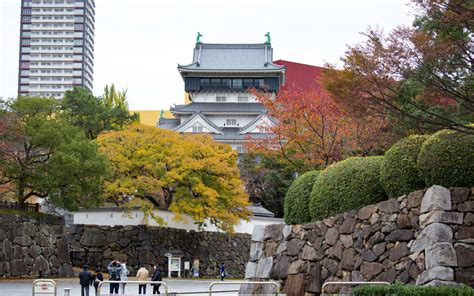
0,278,243,296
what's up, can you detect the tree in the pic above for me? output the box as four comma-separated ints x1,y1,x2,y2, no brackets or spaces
323,0,473,135
248,88,392,171
60,87,139,139
103,84,129,109
238,153,295,218
97,124,250,233
0,96,108,209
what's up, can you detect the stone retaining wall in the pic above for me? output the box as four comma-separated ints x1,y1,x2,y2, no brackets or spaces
0,214,74,277
68,225,251,278
243,186,474,295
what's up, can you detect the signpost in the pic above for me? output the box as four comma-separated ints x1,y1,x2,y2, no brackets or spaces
165,252,183,278
32,279,57,296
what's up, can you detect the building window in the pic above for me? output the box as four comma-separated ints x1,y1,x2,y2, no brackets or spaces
232,79,242,89
22,16,31,22
192,125,203,133
236,146,245,154
226,119,237,126
216,95,226,102
238,95,249,102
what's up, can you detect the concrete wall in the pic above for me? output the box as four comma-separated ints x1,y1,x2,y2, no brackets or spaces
242,186,474,295
73,208,284,234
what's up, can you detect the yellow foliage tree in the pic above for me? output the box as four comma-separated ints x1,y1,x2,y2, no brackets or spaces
97,124,250,233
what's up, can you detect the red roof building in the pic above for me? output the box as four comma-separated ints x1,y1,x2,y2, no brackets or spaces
273,60,326,93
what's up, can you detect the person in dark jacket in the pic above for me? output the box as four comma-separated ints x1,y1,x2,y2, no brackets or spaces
91,267,104,296
151,264,162,294
220,263,226,281
107,261,123,295
78,265,93,296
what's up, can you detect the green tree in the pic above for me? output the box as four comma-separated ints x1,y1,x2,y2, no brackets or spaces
103,84,128,109
0,96,108,210
239,153,295,218
97,124,250,233
60,87,138,139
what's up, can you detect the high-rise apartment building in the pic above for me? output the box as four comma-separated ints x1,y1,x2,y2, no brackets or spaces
18,0,95,98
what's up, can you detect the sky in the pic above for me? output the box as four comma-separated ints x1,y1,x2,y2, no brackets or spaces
0,0,414,110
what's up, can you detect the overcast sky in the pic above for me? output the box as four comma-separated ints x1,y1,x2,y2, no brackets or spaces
0,0,414,110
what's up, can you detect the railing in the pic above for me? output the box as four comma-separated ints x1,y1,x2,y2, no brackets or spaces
0,200,39,212
97,280,169,296
210,281,280,296
321,281,390,294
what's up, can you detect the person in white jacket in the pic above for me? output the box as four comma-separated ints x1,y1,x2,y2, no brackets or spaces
120,261,130,294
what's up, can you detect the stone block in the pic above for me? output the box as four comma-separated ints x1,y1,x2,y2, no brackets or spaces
276,241,287,255
340,234,353,248
255,256,273,278
425,242,457,269
385,229,413,242
287,259,305,275
306,263,322,293
455,226,474,241
282,225,292,240
389,242,409,261
340,217,356,234
271,255,291,279
286,239,305,256
264,224,284,241
378,199,400,214
244,262,257,279
410,223,453,253
420,185,451,214
416,266,454,285
340,249,355,270
419,210,463,229
360,262,383,280
454,243,474,268
283,274,306,296
249,242,263,262
301,245,317,261
251,225,265,242
458,201,474,212
325,228,339,245
358,204,378,220
452,187,470,204
407,190,424,209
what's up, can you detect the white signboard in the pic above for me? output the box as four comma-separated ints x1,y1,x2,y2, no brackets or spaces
184,261,190,270
170,258,180,271
33,280,57,295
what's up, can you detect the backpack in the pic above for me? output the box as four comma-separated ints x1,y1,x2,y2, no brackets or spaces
110,269,120,281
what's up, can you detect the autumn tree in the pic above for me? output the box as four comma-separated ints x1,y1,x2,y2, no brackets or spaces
0,96,108,209
324,0,473,134
60,87,139,139
249,88,391,171
97,124,249,233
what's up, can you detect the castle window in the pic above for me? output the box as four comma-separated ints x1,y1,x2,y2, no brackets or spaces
226,119,237,126
192,125,203,133
216,95,227,102
238,95,248,102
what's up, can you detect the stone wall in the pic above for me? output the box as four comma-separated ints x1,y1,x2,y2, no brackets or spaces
68,224,251,278
243,186,474,295
0,214,74,277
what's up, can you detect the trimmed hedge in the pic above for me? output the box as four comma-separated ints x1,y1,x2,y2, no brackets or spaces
353,283,474,296
418,129,474,188
284,170,320,224
310,156,386,221
380,135,428,197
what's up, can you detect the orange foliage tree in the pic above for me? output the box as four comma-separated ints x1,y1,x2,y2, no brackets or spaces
248,88,390,171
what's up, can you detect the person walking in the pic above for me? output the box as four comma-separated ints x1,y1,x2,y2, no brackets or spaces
107,261,123,295
220,263,226,281
136,265,150,294
120,261,129,294
78,265,93,296
151,264,162,294
91,267,103,296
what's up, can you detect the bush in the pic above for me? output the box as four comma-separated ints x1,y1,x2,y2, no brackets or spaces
418,129,474,188
284,170,320,224
310,156,386,221
353,282,474,296
380,135,428,197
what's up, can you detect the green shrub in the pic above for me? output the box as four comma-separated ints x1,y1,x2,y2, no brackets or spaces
380,135,428,197
418,129,474,188
284,170,320,224
353,282,474,296
310,156,386,221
